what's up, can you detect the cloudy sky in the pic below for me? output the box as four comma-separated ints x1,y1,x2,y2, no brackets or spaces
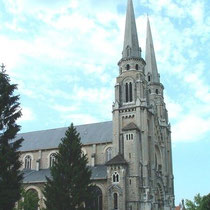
0,0,209,205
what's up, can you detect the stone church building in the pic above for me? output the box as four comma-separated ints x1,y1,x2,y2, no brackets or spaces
16,0,175,209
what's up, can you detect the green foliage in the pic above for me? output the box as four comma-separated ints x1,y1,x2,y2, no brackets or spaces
43,123,95,210
185,193,210,210
200,194,210,210
15,188,39,210
0,67,23,210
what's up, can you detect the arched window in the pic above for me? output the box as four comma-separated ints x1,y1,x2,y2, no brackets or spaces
155,184,164,209
126,64,130,70
25,155,32,169
106,147,112,162
129,82,132,102
148,75,151,82
125,81,133,103
25,189,39,209
112,172,120,183
87,186,103,210
114,193,118,209
49,153,56,167
155,146,162,174
135,64,139,70
125,83,129,102
156,89,159,94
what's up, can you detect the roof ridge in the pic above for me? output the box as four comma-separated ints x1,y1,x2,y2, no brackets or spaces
18,120,112,135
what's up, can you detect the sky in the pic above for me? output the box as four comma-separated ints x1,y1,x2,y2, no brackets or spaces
0,0,210,205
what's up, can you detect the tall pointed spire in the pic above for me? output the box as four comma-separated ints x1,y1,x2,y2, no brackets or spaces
145,17,160,83
122,0,141,59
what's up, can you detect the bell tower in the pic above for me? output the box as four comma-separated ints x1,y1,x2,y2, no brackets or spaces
113,0,147,156
112,0,150,209
108,0,175,209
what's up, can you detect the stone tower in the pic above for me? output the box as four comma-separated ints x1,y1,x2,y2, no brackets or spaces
106,0,175,209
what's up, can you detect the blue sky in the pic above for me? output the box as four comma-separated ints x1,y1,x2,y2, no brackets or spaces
0,0,209,205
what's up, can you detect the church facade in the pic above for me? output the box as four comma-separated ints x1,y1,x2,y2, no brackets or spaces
17,0,175,209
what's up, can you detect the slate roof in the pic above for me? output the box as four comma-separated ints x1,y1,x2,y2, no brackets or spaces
122,122,139,131
15,121,112,152
23,169,51,183
90,165,107,180
106,154,127,166
22,165,107,183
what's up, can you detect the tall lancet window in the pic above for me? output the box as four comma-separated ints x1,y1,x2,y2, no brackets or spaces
129,82,133,102
114,193,118,209
106,147,112,162
125,83,129,102
125,81,133,103
25,155,32,169
49,153,56,167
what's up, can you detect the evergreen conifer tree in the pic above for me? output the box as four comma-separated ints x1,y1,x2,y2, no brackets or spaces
43,123,94,210
0,65,23,210
15,188,39,210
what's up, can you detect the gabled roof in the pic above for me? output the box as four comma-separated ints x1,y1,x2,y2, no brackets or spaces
15,121,112,152
106,154,127,166
122,122,139,131
22,165,107,183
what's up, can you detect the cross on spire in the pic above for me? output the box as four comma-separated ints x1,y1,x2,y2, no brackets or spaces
0,63,6,73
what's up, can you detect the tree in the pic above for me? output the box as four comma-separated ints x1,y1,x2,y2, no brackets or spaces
185,193,210,210
0,64,23,210
15,188,39,210
200,194,210,210
43,123,95,210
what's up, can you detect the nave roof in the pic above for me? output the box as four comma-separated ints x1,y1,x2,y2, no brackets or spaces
15,121,112,152
22,165,107,183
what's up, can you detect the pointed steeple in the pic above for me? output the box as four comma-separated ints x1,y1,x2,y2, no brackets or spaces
122,0,141,59
145,17,160,83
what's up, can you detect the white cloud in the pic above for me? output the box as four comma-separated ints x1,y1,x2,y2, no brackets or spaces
0,36,26,73
184,63,210,104
190,1,204,24
172,114,210,142
1,0,209,145
52,104,78,113
18,107,35,122
61,114,98,125
75,87,113,104
167,100,183,120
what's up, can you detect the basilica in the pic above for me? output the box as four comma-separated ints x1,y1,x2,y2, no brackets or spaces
17,0,175,209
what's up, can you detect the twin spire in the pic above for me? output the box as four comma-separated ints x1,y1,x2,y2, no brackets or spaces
145,17,160,83
122,0,159,83
122,0,141,58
